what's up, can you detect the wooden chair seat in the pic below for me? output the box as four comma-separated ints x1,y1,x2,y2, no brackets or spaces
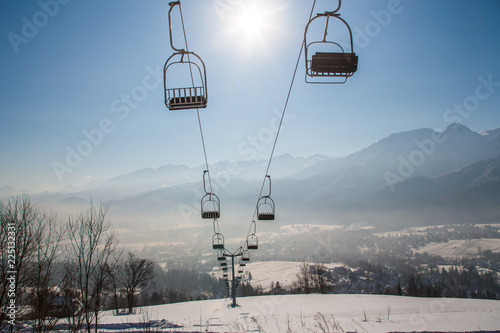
258,213,275,220
311,52,358,75
169,95,207,110
202,211,220,219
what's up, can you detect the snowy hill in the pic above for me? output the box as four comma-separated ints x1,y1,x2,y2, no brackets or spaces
233,261,346,292
97,294,500,332
416,238,500,258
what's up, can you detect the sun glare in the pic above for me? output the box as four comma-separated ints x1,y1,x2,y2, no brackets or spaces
236,6,266,41
222,1,284,51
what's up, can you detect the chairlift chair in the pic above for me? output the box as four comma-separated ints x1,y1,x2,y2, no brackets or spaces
257,175,275,220
163,1,208,110
257,196,275,220
241,250,250,262
212,233,224,250
163,52,208,110
217,250,226,261
246,234,258,250
304,5,358,84
201,194,220,219
201,171,220,219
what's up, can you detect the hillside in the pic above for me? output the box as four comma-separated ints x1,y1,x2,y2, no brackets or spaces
97,294,500,332
234,261,346,291
415,238,500,258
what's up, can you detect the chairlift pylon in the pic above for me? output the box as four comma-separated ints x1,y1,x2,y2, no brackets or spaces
164,1,208,110
201,171,220,219
257,175,275,220
304,0,358,84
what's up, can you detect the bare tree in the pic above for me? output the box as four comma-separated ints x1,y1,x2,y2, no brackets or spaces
65,202,118,333
28,212,65,332
294,261,311,294
107,252,124,315
0,195,50,331
311,264,332,294
60,264,85,333
118,252,155,314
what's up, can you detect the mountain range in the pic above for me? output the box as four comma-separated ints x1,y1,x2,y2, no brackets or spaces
3,123,500,236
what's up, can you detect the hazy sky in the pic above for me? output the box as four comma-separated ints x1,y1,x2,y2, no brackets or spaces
1,0,499,192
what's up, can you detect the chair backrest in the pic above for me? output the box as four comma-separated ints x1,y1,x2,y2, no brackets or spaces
163,51,208,110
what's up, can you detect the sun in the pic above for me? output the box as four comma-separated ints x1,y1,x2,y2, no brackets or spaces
220,1,286,54
235,5,267,41
224,1,277,46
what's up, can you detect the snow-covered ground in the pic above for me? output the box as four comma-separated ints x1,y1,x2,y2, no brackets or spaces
240,261,301,291
98,294,500,332
373,226,429,238
280,224,375,234
214,261,346,292
415,238,500,258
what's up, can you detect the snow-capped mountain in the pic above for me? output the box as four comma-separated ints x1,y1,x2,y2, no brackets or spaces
15,123,500,230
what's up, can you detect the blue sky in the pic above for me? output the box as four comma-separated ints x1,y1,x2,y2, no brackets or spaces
1,0,499,192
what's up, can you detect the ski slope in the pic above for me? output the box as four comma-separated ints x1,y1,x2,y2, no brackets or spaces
238,261,345,291
416,238,500,258
98,294,500,332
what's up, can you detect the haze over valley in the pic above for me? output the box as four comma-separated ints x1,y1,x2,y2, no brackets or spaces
2,123,497,244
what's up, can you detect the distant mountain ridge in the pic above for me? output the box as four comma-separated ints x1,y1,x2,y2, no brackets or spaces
325,154,500,227
11,123,500,230
282,123,500,226
281,123,500,204
66,153,334,199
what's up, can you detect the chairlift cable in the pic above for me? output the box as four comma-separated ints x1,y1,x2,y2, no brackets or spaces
177,2,216,201
246,0,317,238
177,2,219,228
